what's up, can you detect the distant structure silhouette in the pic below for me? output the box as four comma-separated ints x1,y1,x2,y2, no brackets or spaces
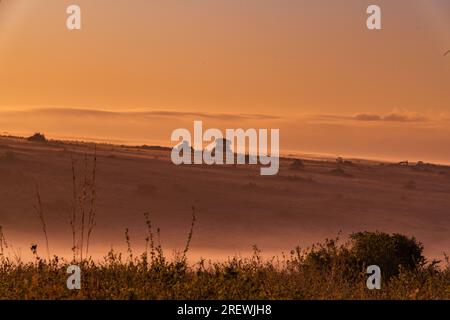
202,138,235,164
211,138,233,159
173,140,190,153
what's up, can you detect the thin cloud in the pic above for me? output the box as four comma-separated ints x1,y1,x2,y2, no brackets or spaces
0,107,434,124
354,111,428,123
306,114,353,121
2,107,280,121
353,113,382,121
303,110,431,124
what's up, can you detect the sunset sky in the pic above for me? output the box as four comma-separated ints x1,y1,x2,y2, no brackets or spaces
0,0,450,163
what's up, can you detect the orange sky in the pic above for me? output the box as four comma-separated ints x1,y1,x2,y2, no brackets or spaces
0,0,450,163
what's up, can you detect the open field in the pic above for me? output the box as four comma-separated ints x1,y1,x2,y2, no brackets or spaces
0,135,449,261
0,135,449,299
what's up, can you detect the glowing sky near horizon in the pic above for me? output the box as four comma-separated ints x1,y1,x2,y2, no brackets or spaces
0,0,450,162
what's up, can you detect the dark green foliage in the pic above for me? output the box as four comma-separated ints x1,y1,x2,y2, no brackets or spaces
303,232,427,281
350,232,425,278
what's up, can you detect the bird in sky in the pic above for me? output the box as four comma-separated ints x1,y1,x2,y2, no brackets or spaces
444,50,450,57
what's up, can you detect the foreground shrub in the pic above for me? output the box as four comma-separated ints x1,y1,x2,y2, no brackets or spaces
350,232,426,279
302,232,428,281
0,233,448,300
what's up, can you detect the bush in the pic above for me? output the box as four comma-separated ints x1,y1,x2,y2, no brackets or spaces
0,150,15,161
27,133,47,143
303,232,426,280
290,159,305,170
350,232,425,278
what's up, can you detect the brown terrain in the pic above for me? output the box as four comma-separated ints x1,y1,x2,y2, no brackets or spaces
0,135,449,261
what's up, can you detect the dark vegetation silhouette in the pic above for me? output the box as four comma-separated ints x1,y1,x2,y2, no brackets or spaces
27,133,47,143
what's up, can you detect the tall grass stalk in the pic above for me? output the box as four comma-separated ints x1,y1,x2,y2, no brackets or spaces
33,185,50,261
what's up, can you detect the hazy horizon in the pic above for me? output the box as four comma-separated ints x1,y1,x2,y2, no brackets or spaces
2,106,450,165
